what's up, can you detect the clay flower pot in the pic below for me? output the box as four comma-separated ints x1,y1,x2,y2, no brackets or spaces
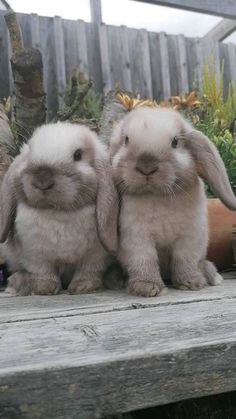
207,198,236,270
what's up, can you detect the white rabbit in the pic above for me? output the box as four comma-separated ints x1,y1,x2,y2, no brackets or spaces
0,122,118,295
110,107,236,297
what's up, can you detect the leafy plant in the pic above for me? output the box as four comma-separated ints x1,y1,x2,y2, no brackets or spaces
202,61,236,129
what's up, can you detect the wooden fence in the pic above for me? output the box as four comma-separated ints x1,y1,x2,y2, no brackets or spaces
1,11,236,119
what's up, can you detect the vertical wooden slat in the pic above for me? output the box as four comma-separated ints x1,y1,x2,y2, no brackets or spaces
159,32,171,99
98,23,112,93
30,13,40,48
139,29,153,98
40,16,58,121
63,19,79,82
185,37,199,90
200,37,221,79
219,42,230,98
53,16,66,98
148,31,163,100
227,43,236,84
176,34,189,93
194,38,203,87
76,20,89,75
127,27,152,97
85,22,103,92
0,13,10,99
90,0,102,24
17,12,32,48
107,25,132,92
167,35,178,96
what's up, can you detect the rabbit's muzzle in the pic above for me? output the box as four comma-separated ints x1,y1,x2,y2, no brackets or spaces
135,152,159,177
32,167,55,191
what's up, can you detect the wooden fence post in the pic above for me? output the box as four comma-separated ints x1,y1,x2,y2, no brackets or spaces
90,0,102,24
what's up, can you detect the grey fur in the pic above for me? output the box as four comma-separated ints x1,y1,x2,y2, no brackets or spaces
110,107,235,297
0,122,118,295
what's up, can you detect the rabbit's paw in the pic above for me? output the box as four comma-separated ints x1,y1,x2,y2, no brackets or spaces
32,274,61,295
128,280,167,297
200,260,223,286
68,277,102,294
6,272,33,296
173,273,207,291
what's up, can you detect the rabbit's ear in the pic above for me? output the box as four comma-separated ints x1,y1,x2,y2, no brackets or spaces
0,147,28,243
187,129,236,210
95,157,119,253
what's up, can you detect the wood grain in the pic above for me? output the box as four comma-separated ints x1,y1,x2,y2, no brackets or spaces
132,0,236,19
0,276,236,418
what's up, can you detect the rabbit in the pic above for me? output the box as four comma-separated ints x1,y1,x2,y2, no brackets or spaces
110,106,236,297
0,122,118,296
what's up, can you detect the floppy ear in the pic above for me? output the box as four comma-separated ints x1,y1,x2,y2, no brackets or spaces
187,129,236,210
95,157,119,253
0,147,28,243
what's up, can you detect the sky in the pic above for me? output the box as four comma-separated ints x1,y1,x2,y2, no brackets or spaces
7,0,236,43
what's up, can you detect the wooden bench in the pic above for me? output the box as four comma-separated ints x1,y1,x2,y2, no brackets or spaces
0,272,236,419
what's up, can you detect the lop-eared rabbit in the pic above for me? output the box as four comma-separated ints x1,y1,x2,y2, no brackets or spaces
0,123,118,295
110,107,236,297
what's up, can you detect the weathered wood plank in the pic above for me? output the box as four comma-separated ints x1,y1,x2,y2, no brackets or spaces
167,34,179,96
185,37,199,90
132,0,236,19
90,0,102,24
107,25,132,92
30,13,40,48
127,27,153,97
85,22,103,92
63,19,79,81
148,31,163,100
159,32,171,99
53,16,67,98
98,23,112,93
76,20,89,75
176,34,189,94
227,43,236,84
39,16,58,120
0,276,235,322
204,18,236,42
0,294,236,418
0,13,10,99
17,12,32,48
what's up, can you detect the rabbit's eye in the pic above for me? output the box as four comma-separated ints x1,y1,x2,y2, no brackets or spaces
124,136,129,146
73,149,82,161
171,136,178,148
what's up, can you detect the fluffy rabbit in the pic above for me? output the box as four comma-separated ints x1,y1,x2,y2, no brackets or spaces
110,107,236,297
0,122,118,295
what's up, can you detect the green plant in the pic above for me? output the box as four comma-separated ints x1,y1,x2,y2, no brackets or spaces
58,69,102,124
202,61,236,129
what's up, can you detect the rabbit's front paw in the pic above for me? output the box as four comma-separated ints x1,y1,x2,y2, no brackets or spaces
68,277,102,294
6,272,33,296
32,274,61,295
173,273,207,290
128,280,167,297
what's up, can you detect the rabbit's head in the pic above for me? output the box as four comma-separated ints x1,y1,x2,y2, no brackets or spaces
110,107,236,210
0,123,118,252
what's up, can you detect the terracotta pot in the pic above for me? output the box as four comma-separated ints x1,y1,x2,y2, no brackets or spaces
207,198,236,270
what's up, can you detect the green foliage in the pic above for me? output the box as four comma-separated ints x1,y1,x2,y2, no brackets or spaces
202,61,236,128
58,69,102,123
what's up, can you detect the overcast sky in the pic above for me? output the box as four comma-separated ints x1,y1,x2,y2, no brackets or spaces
8,0,236,42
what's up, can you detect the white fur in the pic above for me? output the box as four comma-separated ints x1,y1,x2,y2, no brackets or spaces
110,107,226,297
2,123,112,295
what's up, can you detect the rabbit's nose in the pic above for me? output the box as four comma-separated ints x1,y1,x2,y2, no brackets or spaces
33,169,55,191
135,153,158,176
136,166,158,176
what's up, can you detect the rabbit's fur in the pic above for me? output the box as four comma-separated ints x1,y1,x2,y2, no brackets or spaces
110,107,236,297
0,122,118,295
